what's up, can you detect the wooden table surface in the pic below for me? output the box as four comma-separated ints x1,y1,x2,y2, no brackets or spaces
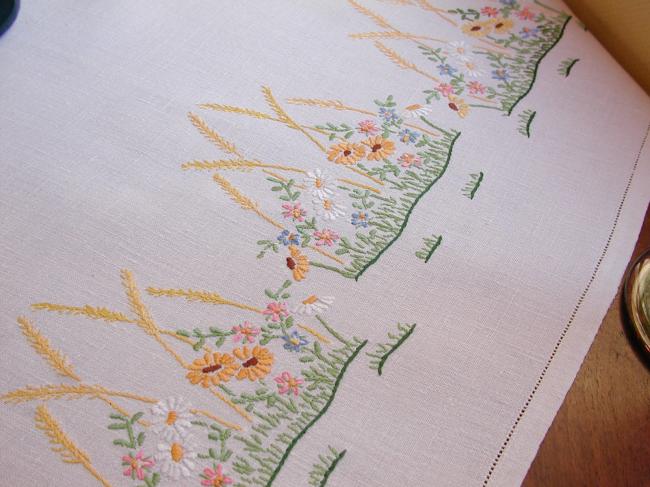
524,204,650,487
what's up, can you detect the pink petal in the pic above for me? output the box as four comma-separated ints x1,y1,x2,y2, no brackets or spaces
123,467,132,477
136,468,145,481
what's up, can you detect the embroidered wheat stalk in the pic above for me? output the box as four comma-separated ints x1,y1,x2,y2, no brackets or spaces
146,287,262,313
31,303,134,323
415,0,458,26
2,383,159,404
181,158,306,174
373,41,440,83
347,0,395,30
349,31,445,42
198,103,275,120
261,86,326,152
18,317,80,381
35,404,113,487
188,112,243,157
213,173,284,229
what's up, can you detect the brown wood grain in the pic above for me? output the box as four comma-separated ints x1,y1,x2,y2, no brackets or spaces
523,204,650,487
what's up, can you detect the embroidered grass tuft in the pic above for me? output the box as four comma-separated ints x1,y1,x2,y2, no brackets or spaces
308,446,347,486
517,109,536,138
462,171,484,200
367,323,416,375
415,235,442,263
557,57,579,77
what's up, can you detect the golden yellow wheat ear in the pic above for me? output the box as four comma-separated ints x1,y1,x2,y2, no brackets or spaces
1,383,158,404
188,112,243,158
181,158,306,174
120,269,159,337
146,287,263,314
35,404,113,487
415,0,458,27
31,303,134,323
18,317,80,381
373,41,441,83
348,0,396,30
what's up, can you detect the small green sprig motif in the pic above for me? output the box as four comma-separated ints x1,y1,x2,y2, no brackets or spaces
415,235,442,263
192,420,234,463
367,323,416,376
517,109,536,138
308,446,347,486
462,172,484,200
557,58,579,77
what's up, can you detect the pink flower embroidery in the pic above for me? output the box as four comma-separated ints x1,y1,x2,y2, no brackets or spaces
357,119,380,135
313,228,340,247
200,464,233,486
262,302,289,322
122,450,155,481
480,6,499,17
281,202,306,222
467,81,487,95
516,7,535,21
231,321,260,343
274,371,304,396
398,153,422,168
435,83,455,98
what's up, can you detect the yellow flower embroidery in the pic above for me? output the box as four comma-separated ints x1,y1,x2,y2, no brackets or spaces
326,142,366,165
447,96,470,118
287,245,309,281
490,17,514,34
186,352,237,388
233,345,274,381
461,20,493,38
362,135,396,161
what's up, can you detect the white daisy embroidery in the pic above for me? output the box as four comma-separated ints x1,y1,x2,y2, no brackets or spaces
292,295,334,315
402,103,432,118
462,60,484,78
304,169,335,199
313,196,345,221
447,40,471,61
150,396,193,441
155,435,197,480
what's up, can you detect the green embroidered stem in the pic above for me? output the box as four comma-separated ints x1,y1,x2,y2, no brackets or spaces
367,324,416,376
419,116,452,136
517,109,537,138
315,315,352,347
310,261,355,278
353,130,460,280
308,446,347,487
506,15,572,115
263,340,367,486
462,172,484,200
558,58,579,77
533,0,565,16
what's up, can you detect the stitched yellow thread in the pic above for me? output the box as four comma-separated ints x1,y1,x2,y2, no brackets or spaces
308,245,346,265
146,286,263,314
198,103,276,120
261,86,327,152
212,173,285,229
96,396,151,427
297,324,331,345
18,317,81,381
415,0,458,27
121,269,189,369
478,37,513,53
31,303,134,323
262,170,308,189
337,177,381,194
348,0,395,30
1,383,159,404
35,404,113,487
209,387,252,422
349,31,445,43
190,408,243,431
187,112,243,157
373,41,441,83
181,158,307,174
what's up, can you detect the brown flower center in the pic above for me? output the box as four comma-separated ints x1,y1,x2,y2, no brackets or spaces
286,257,296,269
202,363,223,374
495,22,503,28
448,102,459,111
343,149,352,156
371,143,382,152
471,25,481,31
243,357,258,368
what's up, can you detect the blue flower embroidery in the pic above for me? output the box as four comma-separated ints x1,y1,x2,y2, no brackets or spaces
492,68,510,81
351,211,370,228
500,0,516,6
282,331,309,352
520,27,539,39
277,229,300,246
378,107,398,123
398,128,419,145
437,63,457,76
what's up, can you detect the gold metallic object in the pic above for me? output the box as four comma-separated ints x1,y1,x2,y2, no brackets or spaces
624,249,650,357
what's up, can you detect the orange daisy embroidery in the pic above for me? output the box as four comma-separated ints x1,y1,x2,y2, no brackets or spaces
186,352,237,388
287,245,309,281
233,345,274,381
326,142,366,165
362,135,395,161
